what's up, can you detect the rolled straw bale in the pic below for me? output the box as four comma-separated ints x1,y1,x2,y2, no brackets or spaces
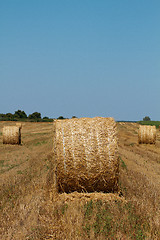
138,125,156,144
53,117,119,193
3,126,21,145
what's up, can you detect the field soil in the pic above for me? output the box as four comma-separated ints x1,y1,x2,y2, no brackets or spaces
0,121,160,239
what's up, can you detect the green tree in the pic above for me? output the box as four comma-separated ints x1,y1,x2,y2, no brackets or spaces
57,116,65,119
6,113,14,120
14,110,27,119
28,112,41,119
0,114,6,120
143,116,151,121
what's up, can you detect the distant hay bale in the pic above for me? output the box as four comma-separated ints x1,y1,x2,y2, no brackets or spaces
3,126,21,145
138,125,156,144
53,117,119,193
16,122,22,129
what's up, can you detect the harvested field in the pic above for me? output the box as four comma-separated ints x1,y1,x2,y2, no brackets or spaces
0,121,160,239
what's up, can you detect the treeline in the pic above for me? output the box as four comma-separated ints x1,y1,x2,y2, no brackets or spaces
138,121,160,129
138,116,160,128
0,110,53,122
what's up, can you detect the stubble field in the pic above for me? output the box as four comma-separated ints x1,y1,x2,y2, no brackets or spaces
0,121,160,239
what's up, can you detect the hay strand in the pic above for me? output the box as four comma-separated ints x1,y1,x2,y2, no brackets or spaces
3,126,21,145
53,117,119,193
138,125,156,144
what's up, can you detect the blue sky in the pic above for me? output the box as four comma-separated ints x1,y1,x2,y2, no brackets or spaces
0,0,160,120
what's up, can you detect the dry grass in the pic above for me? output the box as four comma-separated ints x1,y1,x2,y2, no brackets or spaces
0,121,160,239
16,122,22,129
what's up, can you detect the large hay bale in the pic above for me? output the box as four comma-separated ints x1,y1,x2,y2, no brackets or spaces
3,126,21,145
138,125,156,144
53,117,119,193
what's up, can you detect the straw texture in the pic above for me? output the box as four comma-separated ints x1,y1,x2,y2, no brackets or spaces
3,126,21,145
16,122,22,129
138,125,156,144
53,117,119,193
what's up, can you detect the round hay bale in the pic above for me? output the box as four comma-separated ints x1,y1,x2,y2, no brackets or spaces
138,125,156,144
53,117,119,193
3,126,21,145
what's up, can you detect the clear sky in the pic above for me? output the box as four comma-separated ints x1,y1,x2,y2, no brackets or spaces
0,0,160,120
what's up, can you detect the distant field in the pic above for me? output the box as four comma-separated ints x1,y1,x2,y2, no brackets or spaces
0,121,160,239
